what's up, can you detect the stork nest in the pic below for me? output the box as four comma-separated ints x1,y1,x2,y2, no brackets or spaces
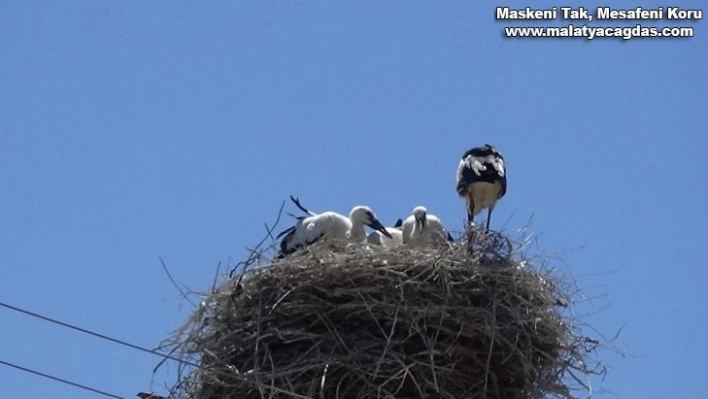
159,232,605,399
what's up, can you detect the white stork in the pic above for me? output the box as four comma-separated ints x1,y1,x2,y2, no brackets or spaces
401,206,452,247
455,144,507,231
277,205,393,257
366,218,404,249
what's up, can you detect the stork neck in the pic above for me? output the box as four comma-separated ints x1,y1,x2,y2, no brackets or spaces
348,222,367,241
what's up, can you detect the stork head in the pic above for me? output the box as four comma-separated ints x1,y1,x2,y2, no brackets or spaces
350,206,393,239
412,206,428,231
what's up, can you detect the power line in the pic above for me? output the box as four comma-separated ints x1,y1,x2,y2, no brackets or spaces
0,358,127,399
0,299,200,369
0,299,312,399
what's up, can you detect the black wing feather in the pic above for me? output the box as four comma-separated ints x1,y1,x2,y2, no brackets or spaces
457,144,507,198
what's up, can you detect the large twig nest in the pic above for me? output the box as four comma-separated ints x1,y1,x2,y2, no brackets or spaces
161,234,604,399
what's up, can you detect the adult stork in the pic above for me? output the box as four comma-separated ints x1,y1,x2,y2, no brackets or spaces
456,144,507,232
401,206,452,247
277,205,393,257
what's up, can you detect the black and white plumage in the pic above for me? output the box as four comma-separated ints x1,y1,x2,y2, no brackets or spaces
278,205,393,257
456,144,507,231
401,206,453,247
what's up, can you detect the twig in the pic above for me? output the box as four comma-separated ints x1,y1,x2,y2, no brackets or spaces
159,256,196,308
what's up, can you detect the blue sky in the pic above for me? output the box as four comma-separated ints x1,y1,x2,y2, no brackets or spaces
1,1,706,398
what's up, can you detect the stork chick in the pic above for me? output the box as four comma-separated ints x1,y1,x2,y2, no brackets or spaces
402,206,452,247
278,206,393,257
366,219,404,249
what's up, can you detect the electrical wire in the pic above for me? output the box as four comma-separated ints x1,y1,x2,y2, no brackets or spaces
0,298,311,399
0,358,127,399
0,299,200,369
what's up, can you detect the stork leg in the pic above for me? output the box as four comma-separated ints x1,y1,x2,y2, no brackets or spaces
465,199,477,255
467,200,475,224
486,208,493,233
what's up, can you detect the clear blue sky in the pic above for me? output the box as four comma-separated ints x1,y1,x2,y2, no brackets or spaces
1,1,706,398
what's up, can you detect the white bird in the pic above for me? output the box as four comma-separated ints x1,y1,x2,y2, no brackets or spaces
455,144,507,232
401,206,452,247
277,205,393,257
366,218,404,249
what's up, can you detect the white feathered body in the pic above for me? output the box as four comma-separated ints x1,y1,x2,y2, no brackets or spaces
279,206,388,257
367,228,404,249
402,210,450,247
